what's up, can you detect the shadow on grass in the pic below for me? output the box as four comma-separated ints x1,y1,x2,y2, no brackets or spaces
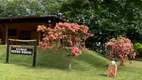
73,50,109,69
36,49,109,70
99,74,107,77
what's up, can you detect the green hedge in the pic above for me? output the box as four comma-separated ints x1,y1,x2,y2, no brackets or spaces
133,43,142,57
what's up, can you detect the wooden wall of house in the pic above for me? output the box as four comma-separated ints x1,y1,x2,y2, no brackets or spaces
8,23,39,39
0,22,49,44
0,24,5,44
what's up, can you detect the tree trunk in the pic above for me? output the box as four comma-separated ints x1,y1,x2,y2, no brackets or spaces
68,55,72,70
120,59,124,66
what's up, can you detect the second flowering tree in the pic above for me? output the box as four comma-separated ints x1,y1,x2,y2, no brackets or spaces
37,22,93,69
105,36,136,66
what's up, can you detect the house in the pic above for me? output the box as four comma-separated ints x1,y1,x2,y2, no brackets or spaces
0,15,64,45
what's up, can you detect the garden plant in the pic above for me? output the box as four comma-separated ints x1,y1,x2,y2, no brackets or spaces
105,36,136,66
133,43,142,58
37,22,93,70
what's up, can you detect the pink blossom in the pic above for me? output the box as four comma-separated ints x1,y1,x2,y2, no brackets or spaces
37,25,47,32
37,22,93,57
37,25,42,32
131,52,136,59
42,43,47,50
70,47,81,56
48,31,54,35
74,53,79,56
105,37,136,64
50,35,56,40
39,42,43,47
42,37,49,42
39,42,47,50
58,22,64,26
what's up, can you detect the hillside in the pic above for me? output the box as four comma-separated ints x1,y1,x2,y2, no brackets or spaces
0,46,141,80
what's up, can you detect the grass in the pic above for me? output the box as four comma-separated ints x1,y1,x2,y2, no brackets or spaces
0,45,142,80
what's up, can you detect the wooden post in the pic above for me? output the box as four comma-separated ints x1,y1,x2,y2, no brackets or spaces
6,39,10,63
108,61,117,77
5,24,8,45
33,40,37,67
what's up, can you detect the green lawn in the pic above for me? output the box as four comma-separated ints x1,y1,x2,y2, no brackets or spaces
0,45,142,80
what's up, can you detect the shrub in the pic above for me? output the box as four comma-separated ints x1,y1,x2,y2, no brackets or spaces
37,22,93,70
133,43,142,57
105,36,136,66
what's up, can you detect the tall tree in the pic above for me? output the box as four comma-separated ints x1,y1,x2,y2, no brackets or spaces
0,0,29,17
0,0,64,17
60,0,142,53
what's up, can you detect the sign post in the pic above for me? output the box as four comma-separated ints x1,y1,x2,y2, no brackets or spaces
33,40,37,67
6,40,10,63
11,47,33,55
6,39,37,67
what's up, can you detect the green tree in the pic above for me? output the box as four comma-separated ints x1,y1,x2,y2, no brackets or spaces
0,0,64,17
0,0,29,17
60,0,142,53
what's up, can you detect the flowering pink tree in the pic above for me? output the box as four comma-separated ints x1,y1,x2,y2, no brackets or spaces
37,22,93,69
105,36,136,66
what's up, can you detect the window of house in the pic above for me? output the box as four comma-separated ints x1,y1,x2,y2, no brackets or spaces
8,29,17,36
19,31,31,40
